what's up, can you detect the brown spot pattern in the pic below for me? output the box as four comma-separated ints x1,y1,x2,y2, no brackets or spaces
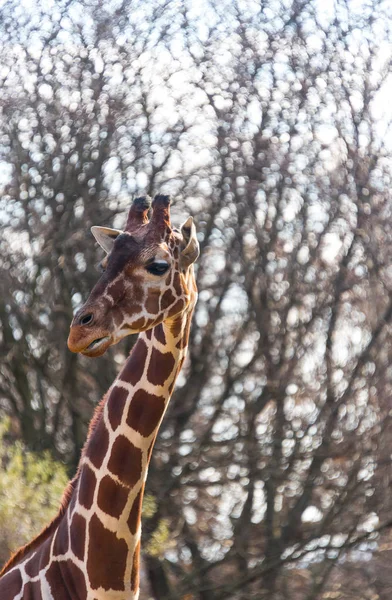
25,538,52,577
107,435,143,488
154,323,166,345
107,279,125,301
168,298,185,317
46,562,73,600
53,515,70,557
47,560,87,600
126,302,142,317
129,317,145,330
145,291,160,314
161,288,175,310
120,339,148,385
42,536,52,566
68,490,77,516
67,561,88,599
0,564,23,595
25,552,42,579
87,514,127,591
78,465,97,510
126,389,166,437
98,475,129,518
172,271,181,292
147,347,175,386
127,490,143,535
23,581,43,600
86,418,109,470
70,513,86,561
145,316,159,329
128,275,144,303
108,387,128,430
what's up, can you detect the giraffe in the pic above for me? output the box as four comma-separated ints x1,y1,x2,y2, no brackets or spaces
0,194,199,599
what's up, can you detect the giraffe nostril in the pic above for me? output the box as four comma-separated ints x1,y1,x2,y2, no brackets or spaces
79,313,94,326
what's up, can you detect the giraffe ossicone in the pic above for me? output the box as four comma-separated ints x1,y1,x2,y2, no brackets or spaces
0,194,199,599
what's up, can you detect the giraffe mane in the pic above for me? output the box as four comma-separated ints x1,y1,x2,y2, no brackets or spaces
0,394,107,577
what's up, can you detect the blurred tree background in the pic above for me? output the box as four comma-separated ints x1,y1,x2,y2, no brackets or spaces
1,0,392,598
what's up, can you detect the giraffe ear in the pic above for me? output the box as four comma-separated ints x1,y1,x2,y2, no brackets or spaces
180,217,199,268
91,226,122,254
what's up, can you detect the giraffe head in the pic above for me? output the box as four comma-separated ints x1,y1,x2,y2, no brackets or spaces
67,195,199,357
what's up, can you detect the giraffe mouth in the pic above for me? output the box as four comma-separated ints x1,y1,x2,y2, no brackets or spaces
82,335,111,357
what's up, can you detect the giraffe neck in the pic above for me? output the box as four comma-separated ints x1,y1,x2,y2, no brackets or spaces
67,308,193,598
0,308,194,600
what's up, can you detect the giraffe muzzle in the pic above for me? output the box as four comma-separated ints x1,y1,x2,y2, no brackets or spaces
79,334,112,357
67,327,113,357
85,336,111,352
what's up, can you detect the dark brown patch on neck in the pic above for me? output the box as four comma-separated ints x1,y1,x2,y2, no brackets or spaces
126,389,166,437
0,568,23,596
147,347,175,386
53,514,70,557
97,476,129,518
87,514,127,591
45,561,75,600
78,465,97,510
128,489,143,535
108,386,128,430
70,513,86,561
107,435,143,488
67,562,88,599
24,538,51,577
120,338,148,385
154,323,166,345
46,559,87,600
26,542,49,577
85,418,109,469
22,581,44,600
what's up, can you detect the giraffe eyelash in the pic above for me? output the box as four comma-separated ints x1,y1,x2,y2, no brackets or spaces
145,261,170,276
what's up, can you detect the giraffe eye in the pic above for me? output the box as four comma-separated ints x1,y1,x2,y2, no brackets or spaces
146,261,170,276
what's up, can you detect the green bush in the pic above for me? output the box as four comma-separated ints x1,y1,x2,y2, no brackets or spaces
0,419,68,566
